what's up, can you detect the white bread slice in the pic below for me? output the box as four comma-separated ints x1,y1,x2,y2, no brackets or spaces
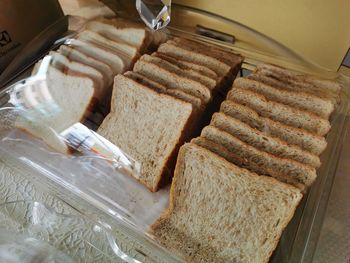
76,30,138,69
210,112,321,168
220,100,327,155
84,18,156,52
235,77,334,119
152,143,302,263
58,45,114,87
71,39,125,74
48,51,105,99
97,75,193,192
201,125,317,190
133,59,212,104
16,66,95,153
124,71,202,112
141,54,217,90
153,52,218,80
256,63,341,95
228,87,331,136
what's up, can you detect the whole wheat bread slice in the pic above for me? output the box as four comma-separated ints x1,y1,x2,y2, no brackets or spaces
133,59,211,104
170,37,243,68
220,100,327,155
228,87,331,136
153,52,218,80
254,65,340,104
247,73,337,105
256,63,341,95
211,112,321,168
124,71,202,112
201,125,317,190
157,42,231,78
151,143,302,263
235,77,334,119
58,45,114,87
97,75,193,191
141,54,217,90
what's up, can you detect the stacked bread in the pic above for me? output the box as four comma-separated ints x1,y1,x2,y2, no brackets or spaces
98,37,243,191
18,17,164,153
152,64,341,262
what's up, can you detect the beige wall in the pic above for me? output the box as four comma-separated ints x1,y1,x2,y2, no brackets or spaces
174,0,350,71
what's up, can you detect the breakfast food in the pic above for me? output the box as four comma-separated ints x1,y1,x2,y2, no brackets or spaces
97,38,243,191
152,143,303,263
152,63,340,262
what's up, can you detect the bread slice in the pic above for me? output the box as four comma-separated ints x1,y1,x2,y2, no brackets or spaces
76,30,139,69
16,66,95,153
97,75,193,191
48,51,105,99
211,112,321,168
254,65,340,104
228,87,331,136
256,63,341,95
151,143,302,263
133,59,211,104
85,19,149,51
157,42,231,78
124,71,202,111
153,52,218,80
141,54,217,89
71,39,125,74
247,73,337,105
220,100,327,155
170,37,243,69
201,125,316,190
58,45,114,87
235,77,334,119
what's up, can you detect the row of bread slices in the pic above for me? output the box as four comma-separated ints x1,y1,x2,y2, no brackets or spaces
151,64,341,263
97,37,244,192
16,17,165,154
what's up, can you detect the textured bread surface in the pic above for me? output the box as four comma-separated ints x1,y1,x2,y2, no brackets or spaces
228,87,331,136
97,75,193,191
211,112,321,168
220,100,327,155
235,77,334,118
201,125,316,190
124,71,202,111
153,52,218,80
141,54,217,90
133,59,211,103
152,143,302,263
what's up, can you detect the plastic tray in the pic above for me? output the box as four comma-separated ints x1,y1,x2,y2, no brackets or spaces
0,4,349,262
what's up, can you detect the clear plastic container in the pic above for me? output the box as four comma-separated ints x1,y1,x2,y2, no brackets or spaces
0,3,349,262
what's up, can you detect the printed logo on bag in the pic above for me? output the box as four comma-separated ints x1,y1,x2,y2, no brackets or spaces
0,30,21,58
0,31,12,47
